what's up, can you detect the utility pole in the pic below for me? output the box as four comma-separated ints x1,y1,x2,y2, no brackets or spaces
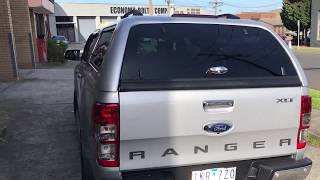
211,0,223,16
297,20,300,48
165,0,175,15
148,0,154,15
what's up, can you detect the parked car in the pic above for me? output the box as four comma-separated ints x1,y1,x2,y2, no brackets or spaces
65,12,312,180
52,35,69,44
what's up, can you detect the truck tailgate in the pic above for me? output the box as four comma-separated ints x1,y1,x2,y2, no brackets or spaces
119,87,301,170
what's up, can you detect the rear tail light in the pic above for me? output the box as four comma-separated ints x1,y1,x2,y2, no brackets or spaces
297,96,312,149
94,103,119,167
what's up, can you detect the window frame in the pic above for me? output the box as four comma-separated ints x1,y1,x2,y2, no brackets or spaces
119,23,301,91
81,32,100,63
88,26,116,71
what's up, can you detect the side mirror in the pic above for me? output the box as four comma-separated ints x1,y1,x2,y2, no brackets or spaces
64,49,81,61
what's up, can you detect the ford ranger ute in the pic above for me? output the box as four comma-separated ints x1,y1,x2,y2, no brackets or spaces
66,12,313,180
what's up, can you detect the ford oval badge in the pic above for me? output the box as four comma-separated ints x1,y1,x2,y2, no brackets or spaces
207,66,228,75
203,122,233,134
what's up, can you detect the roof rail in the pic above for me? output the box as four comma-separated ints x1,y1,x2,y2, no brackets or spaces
121,10,143,19
172,13,240,19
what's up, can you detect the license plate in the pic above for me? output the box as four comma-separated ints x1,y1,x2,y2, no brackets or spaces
192,167,236,180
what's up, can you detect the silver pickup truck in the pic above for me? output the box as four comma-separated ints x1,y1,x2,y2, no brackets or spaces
65,12,312,180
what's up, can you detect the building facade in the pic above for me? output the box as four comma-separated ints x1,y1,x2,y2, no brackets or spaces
238,10,287,36
49,3,208,43
311,0,320,47
0,0,54,81
29,0,55,63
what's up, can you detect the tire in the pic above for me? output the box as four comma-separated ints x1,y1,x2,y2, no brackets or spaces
73,91,78,118
74,91,81,136
75,91,94,180
80,151,91,180
80,130,95,180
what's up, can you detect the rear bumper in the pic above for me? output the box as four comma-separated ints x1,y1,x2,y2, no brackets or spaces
97,156,312,180
271,166,311,180
251,157,312,180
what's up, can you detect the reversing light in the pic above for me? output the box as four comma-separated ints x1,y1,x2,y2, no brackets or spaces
93,103,120,167
297,96,312,149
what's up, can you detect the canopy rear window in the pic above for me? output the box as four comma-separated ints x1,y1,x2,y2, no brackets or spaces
120,23,300,91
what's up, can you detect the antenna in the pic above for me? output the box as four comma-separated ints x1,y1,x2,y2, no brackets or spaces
165,0,175,15
210,0,223,15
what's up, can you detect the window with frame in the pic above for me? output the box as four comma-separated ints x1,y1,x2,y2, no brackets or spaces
55,16,73,22
81,33,99,61
90,29,115,69
189,8,200,14
121,23,298,81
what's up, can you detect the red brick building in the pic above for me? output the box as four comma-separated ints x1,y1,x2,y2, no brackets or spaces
0,0,54,81
238,10,287,36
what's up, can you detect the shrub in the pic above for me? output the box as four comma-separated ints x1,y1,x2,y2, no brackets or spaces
47,39,68,63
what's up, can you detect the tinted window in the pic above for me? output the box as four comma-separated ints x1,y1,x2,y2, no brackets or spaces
121,24,297,81
82,33,99,61
90,29,114,68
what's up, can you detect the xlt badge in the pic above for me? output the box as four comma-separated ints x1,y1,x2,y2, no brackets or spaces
276,98,294,103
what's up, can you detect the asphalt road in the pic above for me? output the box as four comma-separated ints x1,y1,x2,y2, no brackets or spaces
295,52,320,90
0,63,81,180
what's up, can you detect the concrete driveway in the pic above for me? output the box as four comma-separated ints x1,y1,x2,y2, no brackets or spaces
0,62,81,180
67,43,85,51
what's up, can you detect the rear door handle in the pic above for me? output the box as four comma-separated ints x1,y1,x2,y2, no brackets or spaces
203,100,234,111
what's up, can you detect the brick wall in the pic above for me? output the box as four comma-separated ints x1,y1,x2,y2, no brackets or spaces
238,12,276,20
10,0,34,69
0,0,18,81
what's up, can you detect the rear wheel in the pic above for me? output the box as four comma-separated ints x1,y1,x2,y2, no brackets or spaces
74,91,81,136
73,91,78,119
80,150,92,180
75,91,95,180
80,130,95,180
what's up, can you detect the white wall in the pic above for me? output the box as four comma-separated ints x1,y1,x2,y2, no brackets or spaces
78,17,96,42
49,14,57,36
53,3,208,17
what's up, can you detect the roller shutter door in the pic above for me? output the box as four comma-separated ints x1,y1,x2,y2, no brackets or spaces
78,17,96,42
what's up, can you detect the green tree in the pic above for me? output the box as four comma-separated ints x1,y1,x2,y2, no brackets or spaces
280,0,311,31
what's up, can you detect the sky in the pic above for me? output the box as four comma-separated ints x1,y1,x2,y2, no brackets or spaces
54,0,283,14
